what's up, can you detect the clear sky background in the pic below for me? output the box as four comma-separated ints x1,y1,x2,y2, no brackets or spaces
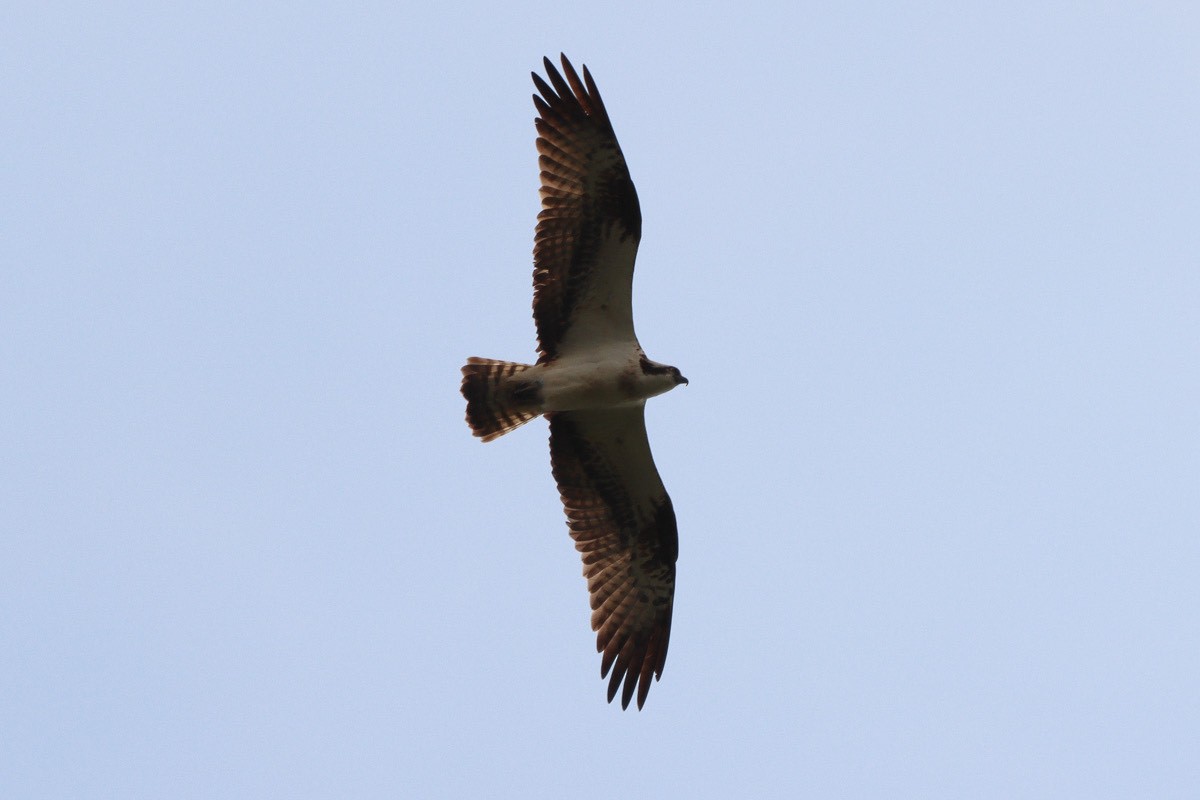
3,2,1197,798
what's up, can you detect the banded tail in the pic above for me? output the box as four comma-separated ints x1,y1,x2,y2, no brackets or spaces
460,357,543,442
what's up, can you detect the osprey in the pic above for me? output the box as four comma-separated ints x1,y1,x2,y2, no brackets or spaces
460,55,687,710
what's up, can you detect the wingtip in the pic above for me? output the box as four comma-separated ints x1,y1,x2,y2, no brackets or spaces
560,52,581,78
603,676,652,711
621,674,638,709
558,54,581,82
541,54,583,79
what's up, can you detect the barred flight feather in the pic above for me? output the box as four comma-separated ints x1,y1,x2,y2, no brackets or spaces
460,358,540,442
549,409,676,710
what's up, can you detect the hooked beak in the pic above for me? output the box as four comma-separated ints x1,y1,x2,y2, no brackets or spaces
677,374,689,386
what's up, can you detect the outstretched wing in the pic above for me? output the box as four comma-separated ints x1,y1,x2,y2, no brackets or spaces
548,407,677,710
531,54,642,363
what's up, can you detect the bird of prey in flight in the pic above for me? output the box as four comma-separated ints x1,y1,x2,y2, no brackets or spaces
460,54,687,710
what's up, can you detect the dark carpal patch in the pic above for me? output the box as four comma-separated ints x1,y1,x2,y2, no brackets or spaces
653,498,679,564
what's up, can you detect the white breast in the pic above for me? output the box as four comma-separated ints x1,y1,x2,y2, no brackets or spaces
538,346,645,412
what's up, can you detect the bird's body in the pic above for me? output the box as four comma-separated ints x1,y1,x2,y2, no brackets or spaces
471,347,680,414
541,352,682,411
460,55,686,710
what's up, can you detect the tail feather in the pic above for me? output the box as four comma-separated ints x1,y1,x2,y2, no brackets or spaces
460,357,541,442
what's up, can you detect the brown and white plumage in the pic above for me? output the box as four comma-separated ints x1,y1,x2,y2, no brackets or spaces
549,408,677,710
531,55,642,361
460,55,686,710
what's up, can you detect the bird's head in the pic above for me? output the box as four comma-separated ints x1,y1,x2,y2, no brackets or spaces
639,356,688,396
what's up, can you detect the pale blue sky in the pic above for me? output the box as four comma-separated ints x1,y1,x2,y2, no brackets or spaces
3,2,1198,798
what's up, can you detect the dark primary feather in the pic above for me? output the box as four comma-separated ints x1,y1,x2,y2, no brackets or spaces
531,54,643,363
548,408,677,710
